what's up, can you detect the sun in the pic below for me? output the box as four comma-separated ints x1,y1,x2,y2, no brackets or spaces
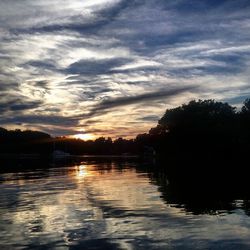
72,133,95,141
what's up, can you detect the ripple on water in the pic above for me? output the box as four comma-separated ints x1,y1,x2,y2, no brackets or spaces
0,162,250,249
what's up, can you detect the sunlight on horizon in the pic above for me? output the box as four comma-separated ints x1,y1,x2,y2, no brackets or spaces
71,133,95,141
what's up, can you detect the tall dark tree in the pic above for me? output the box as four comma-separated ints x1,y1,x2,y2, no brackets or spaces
159,99,236,134
241,98,250,113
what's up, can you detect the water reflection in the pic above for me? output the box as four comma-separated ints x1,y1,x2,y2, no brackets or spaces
148,166,250,216
76,165,87,178
0,160,250,249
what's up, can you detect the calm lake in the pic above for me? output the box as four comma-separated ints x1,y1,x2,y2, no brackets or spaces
1,159,250,249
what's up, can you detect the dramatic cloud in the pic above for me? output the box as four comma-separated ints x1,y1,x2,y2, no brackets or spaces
80,86,196,119
1,0,250,137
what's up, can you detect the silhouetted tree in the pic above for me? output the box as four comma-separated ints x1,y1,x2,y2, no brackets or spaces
0,127,51,154
241,98,250,113
159,99,236,134
156,100,237,157
239,98,250,151
1,98,250,162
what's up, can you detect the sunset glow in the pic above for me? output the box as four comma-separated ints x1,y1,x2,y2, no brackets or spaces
1,0,249,138
72,133,95,141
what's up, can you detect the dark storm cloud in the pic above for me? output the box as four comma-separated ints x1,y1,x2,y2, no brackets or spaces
0,99,43,113
0,114,77,127
167,64,245,78
106,0,250,55
0,82,18,92
1,0,250,136
96,87,195,108
78,86,196,119
162,0,250,13
66,58,132,75
9,102,43,111
138,115,159,122
23,61,58,73
83,87,113,99
33,126,83,136
13,0,136,35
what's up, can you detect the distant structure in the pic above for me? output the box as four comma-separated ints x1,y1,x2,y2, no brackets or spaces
52,150,70,159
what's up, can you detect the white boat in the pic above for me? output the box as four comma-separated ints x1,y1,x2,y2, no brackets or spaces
52,150,70,159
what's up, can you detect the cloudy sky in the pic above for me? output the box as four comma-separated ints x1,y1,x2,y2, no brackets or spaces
1,0,250,138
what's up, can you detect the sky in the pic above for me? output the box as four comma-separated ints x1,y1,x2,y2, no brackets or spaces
1,0,250,138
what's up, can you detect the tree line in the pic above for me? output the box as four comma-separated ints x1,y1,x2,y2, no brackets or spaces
1,98,250,159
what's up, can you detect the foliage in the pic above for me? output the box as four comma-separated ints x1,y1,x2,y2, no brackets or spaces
1,98,250,159
159,99,236,133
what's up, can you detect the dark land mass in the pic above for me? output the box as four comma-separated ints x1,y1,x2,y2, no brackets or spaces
1,98,250,161
1,98,250,216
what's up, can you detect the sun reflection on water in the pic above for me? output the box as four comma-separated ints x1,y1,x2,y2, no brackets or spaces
73,164,94,180
3,162,250,250
76,165,87,177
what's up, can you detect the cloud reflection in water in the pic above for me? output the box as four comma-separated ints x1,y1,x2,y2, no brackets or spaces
0,161,250,249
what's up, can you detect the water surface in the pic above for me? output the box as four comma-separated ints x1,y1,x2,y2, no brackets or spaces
1,160,250,249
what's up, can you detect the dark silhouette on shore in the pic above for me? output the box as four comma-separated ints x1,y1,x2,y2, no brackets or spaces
1,96,250,216
0,128,136,156
1,98,250,166
0,128,52,155
136,98,250,161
